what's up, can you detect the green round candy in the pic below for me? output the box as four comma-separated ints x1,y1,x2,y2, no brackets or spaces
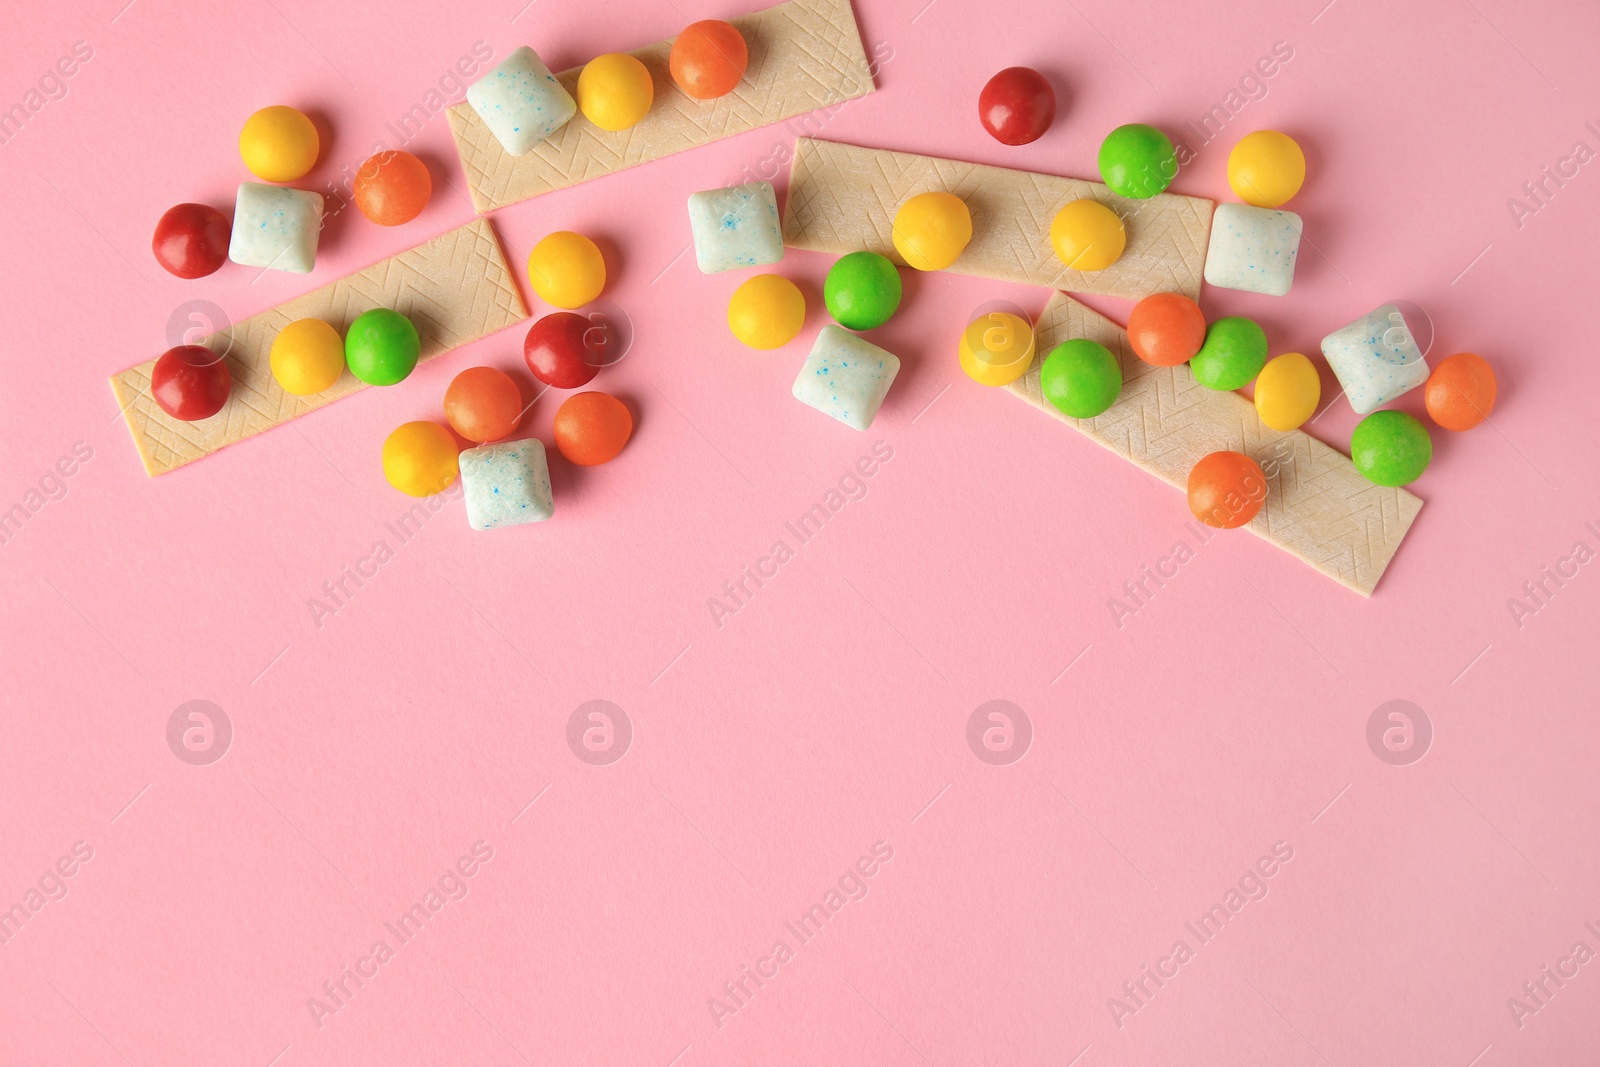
345,309,420,386
824,251,902,330
1040,339,1122,419
1098,124,1178,199
1191,316,1267,391
1351,410,1432,486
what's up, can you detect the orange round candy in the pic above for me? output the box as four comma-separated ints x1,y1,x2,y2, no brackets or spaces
1425,352,1497,431
353,151,431,226
1128,292,1206,367
553,392,632,466
444,367,523,443
669,20,748,100
1187,451,1267,529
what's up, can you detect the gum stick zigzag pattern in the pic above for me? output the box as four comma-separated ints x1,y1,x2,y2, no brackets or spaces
446,0,877,212
112,217,527,477
781,137,1215,300
1008,293,1421,595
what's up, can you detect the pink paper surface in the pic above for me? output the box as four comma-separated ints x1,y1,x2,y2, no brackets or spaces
3,0,1598,1063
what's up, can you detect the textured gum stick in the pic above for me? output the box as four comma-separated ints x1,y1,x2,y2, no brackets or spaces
1007,293,1421,596
781,137,1215,300
446,0,877,212
111,217,528,477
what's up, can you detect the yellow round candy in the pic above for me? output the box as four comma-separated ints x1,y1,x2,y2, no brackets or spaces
728,274,805,349
1050,199,1126,271
382,421,459,497
239,106,320,183
1254,351,1321,431
892,191,973,271
958,312,1035,386
269,318,344,396
527,231,606,309
1228,130,1306,208
577,53,655,132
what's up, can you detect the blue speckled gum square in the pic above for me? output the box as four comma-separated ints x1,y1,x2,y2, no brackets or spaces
461,439,554,530
466,46,577,157
686,181,784,273
227,183,323,274
791,325,901,431
1320,303,1431,415
1203,202,1302,297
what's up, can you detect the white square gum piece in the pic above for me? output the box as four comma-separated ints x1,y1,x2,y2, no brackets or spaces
1203,202,1303,297
228,183,323,274
466,46,577,157
792,325,900,431
461,439,554,530
1320,303,1430,415
687,181,784,274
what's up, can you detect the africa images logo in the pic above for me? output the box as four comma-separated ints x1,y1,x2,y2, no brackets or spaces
166,700,232,766
566,700,632,766
1365,700,1431,767
966,700,1032,766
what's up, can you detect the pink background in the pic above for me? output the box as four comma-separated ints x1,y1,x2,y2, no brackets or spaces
3,0,1599,1063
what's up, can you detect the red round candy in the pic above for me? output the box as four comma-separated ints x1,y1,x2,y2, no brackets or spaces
152,203,231,279
151,345,231,421
523,312,601,390
978,67,1056,146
